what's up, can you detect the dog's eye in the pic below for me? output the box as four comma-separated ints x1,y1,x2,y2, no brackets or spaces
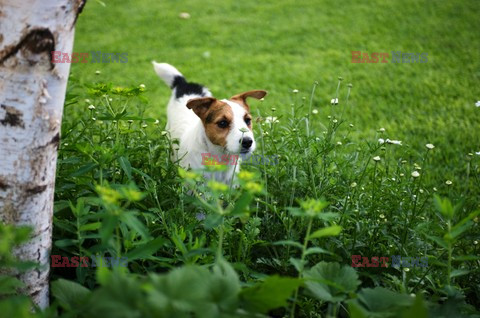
217,120,229,128
244,118,251,126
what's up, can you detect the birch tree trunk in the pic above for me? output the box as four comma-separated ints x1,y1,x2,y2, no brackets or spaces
0,0,86,308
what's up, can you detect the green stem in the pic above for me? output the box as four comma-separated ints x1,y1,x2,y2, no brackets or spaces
290,217,313,318
447,220,452,286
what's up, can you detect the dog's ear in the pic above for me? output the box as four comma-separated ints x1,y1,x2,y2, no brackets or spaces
230,90,267,111
186,97,217,119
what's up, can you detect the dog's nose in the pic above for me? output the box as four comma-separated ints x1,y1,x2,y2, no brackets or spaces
241,137,253,149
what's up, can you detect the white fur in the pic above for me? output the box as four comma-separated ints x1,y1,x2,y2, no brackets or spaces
153,62,254,184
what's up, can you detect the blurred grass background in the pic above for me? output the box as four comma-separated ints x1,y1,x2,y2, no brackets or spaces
70,0,480,179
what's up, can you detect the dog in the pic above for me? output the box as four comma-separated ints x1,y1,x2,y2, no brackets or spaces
152,62,267,183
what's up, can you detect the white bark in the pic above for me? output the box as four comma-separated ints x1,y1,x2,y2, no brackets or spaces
0,0,85,308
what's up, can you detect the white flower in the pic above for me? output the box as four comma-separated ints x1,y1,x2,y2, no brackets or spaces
161,130,168,136
378,138,385,144
265,116,279,124
95,70,101,75
373,156,381,162
378,127,385,132
88,105,95,110
349,124,354,128
154,119,160,125
336,141,342,146
139,84,145,89
475,151,480,155
475,101,480,107
330,98,339,105
350,182,357,188
179,12,191,19
85,99,91,103
426,143,435,149
332,119,338,123
312,109,318,114
445,180,452,185
292,89,299,93
386,139,402,145
142,124,148,128
411,171,420,178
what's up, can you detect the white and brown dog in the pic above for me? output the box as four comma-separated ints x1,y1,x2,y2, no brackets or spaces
153,62,267,183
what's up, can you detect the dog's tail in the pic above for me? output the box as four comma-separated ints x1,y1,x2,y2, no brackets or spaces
152,62,210,98
152,62,183,88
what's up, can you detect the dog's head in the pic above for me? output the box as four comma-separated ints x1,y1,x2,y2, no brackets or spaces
186,90,267,154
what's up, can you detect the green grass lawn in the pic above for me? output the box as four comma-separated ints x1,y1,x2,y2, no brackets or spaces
37,0,480,316
72,0,480,163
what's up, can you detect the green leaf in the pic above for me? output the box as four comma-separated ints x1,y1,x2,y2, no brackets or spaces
120,212,150,240
289,257,306,273
308,225,342,240
424,234,448,249
347,299,369,318
79,222,102,232
0,276,24,295
449,210,480,239
357,287,413,314
118,156,133,180
273,240,303,249
55,239,78,248
450,269,470,278
434,195,455,220
402,294,428,318
304,247,334,256
70,162,98,177
124,236,166,261
241,276,303,313
304,262,360,302
230,192,253,217
51,279,91,310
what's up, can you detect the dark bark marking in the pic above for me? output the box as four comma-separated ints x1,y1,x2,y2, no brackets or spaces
26,185,47,195
0,104,25,128
72,0,88,29
50,132,60,149
0,28,55,69
0,177,10,190
36,133,60,150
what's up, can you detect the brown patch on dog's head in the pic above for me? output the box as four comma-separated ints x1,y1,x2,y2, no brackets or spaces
186,97,233,147
230,90,267,112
